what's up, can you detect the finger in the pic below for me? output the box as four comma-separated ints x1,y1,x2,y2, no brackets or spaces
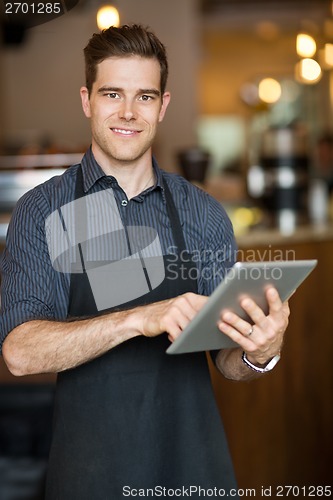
265,286,284,313
220,310,254,337
217,319,257,351
167,324,182,342
281,301,290,317
175,293,207,322
239,296,267,325
265,288,290,334
164,293,208,339
184,292,209,312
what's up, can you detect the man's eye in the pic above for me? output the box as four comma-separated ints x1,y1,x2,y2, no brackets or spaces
105,93,120,99
140,95,153,101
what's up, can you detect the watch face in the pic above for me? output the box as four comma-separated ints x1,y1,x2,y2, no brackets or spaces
264,354,281,372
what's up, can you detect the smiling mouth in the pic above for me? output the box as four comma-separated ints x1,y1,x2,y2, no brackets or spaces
111,128,140,136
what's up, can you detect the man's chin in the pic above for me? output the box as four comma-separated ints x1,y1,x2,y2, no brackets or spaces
106,147,151,164
111,154,143,163
92,140,153,166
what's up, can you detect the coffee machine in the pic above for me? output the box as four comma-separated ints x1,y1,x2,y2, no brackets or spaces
247,126,309,234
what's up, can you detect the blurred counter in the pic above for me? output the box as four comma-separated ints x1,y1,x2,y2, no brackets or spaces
237,221,333,247
0,214,9,244
0,152,84,245
210,222,333,492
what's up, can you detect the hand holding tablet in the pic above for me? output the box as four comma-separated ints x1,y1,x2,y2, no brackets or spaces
166,260,317,355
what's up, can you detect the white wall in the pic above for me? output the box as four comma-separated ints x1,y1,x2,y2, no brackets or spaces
0,0,200,171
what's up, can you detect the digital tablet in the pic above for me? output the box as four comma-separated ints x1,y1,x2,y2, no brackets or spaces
166,259,318,355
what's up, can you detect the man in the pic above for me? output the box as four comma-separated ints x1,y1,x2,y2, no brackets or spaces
0,25,289,498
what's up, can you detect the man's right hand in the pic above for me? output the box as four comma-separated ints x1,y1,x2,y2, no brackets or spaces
134,292,209,342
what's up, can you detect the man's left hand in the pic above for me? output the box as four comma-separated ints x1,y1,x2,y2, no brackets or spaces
218,286,290,366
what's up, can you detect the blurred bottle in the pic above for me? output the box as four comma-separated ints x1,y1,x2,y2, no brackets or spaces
177,147,210,184
308,177,329,226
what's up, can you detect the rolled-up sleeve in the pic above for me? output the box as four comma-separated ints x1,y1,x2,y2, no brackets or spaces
0,189,68,352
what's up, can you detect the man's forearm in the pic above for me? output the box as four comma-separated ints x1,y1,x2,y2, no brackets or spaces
2,308,142,376
215,347,263,381
2,292,208,377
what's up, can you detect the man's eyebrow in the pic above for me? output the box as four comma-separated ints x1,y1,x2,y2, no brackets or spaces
97,86,123,94
97,86,161,97
139,88,161,97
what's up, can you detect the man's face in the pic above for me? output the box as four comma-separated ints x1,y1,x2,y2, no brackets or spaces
80,56,170,169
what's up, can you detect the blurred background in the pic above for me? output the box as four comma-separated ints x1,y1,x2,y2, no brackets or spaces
0,0,332,498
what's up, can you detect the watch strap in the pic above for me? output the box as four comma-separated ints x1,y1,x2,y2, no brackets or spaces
242,351,281,373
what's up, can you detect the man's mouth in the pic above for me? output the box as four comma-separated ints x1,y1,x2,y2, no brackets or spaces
111,128,140,136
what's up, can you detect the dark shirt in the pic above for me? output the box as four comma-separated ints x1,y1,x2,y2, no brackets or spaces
0,149,237,351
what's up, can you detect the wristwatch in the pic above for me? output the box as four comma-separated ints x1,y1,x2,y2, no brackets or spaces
242,351,281,373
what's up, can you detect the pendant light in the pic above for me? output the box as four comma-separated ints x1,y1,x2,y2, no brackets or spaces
96,4,120,30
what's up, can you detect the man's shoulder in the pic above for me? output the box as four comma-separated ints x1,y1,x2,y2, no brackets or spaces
162,169,201,192
15,163,80,215
32,162,79,197
161,170,225,212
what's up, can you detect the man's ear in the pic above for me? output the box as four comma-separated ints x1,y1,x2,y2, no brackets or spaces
80,87,91,118
158,91,171,123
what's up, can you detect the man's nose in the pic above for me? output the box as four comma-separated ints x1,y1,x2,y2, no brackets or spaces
119,100,137,121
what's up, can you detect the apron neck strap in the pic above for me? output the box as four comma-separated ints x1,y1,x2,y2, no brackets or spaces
161,175,187,253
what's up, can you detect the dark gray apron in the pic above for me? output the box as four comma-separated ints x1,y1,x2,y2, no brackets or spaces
45,167,238,499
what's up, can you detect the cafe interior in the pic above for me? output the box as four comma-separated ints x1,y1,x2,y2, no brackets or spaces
0,0,332,497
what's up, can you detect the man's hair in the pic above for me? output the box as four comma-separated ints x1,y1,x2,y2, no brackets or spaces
83,24,169,95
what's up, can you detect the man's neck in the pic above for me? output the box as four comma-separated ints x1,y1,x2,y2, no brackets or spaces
92,147,155,199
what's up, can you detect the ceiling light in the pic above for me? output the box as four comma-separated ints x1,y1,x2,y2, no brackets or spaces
97,5,120,30
296,34,317,58
324,43,333,67
295,59,322,85
258,78,282,104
